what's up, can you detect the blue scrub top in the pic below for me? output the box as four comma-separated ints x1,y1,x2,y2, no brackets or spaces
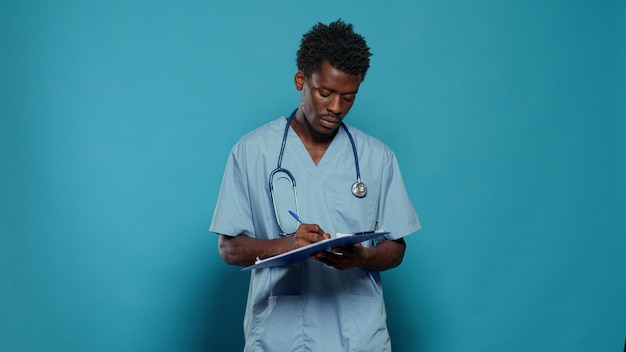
210,116,420,351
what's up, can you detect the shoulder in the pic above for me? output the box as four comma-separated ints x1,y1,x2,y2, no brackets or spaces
231,117,286,154
343,123,396,158
238,117,285,144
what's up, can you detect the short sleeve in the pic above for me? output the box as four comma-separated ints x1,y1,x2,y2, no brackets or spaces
209,143,255,237
377,150,421,240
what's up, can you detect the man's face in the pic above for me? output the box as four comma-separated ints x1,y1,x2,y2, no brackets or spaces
295,61,362,138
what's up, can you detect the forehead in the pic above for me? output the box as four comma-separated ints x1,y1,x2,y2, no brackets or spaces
308,61,362,93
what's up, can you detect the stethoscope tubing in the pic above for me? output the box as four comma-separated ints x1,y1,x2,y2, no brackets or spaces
269,108,366,234
270,108,362,187
268,110,298,193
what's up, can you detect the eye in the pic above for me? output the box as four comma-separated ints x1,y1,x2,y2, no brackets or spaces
319,89,332,98
343,94,355,103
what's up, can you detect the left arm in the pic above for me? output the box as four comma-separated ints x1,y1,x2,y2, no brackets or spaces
313,238,406,271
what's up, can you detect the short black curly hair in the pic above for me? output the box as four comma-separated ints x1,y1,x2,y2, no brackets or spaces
296,19,372,80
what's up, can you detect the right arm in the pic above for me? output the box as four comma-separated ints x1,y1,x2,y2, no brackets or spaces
218,224,330,267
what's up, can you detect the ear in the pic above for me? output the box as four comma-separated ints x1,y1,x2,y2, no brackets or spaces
294,71,305,91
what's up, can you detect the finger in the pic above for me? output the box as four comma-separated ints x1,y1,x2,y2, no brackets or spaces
296,224,329,245
331,246,357,257
308,225,329,241
313,251,356,270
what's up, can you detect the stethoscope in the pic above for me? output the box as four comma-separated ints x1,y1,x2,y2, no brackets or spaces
269,109,367,235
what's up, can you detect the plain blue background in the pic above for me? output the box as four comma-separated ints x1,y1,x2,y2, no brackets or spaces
2,1,625,351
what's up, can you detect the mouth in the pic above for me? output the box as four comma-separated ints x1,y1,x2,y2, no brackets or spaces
320,115,341,129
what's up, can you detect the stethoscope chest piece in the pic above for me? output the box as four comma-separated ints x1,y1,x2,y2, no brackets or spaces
352,181,367,198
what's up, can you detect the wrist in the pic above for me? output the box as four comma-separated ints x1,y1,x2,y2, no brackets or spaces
285,234,299,253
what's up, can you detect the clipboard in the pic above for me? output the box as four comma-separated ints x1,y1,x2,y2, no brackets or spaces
242,231,389,271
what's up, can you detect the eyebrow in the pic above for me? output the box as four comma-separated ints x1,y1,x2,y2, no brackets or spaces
320,87,359,95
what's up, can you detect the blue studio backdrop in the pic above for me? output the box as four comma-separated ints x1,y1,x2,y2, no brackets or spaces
1,1,625,351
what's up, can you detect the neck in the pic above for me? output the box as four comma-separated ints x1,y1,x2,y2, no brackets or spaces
290,112,336,165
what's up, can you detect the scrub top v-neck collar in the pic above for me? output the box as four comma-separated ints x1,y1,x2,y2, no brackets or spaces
284,118,347,173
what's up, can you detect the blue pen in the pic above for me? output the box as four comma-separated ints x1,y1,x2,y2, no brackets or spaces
288,210,303,224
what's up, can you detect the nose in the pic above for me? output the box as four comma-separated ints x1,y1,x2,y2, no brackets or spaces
326,95,342,117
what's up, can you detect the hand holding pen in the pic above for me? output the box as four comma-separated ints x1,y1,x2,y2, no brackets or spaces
289,211,361,267
288,210,330,248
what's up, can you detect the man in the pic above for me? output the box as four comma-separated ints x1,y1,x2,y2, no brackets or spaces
210,20,420,351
